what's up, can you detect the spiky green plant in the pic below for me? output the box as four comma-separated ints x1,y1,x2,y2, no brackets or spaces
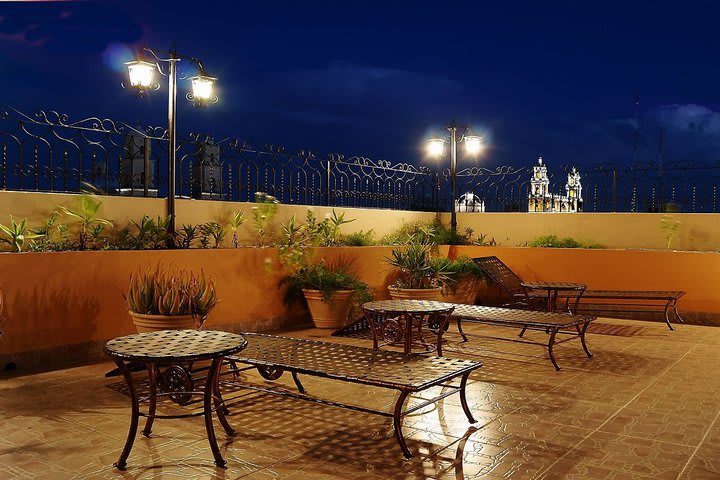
0,216,38,252
228,211,246,248
126,264,218,320
199,222,226,248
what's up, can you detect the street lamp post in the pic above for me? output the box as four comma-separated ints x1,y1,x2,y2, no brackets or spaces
426,120,483,232
124,45,218,240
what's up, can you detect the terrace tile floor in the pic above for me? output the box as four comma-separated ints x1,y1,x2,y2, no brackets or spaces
1,318,719,479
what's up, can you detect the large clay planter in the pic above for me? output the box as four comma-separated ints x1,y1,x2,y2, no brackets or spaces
387,286,443,301
441,277,480,304
302,289,355,329
129,312,198,333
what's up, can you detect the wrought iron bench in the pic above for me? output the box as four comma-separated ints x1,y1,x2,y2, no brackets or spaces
224,333,481,458
449,303,596,370
474,256,685,330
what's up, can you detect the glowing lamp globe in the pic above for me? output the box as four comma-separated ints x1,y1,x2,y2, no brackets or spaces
426,138,445,157
464,135,483,155
191,74,217,101
125,60,156,88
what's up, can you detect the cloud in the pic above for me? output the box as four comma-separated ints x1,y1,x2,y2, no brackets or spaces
0,3,142,54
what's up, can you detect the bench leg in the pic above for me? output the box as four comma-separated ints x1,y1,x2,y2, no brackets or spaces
113,359,140,471
291,372,305,394
673,300,685,324
456,317,469,343
663,300,675,331
142,363,158,437
459,372,476,424
518,326,527,338
577,322,593,358
393,391,412,459
547,328,560,371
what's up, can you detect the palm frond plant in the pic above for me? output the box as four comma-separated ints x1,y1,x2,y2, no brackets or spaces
58,193,112,250
384,234,448,300
199,222,226,248
432,256,485,304
176,224,197,249
251,192,279,247
228,211,246,248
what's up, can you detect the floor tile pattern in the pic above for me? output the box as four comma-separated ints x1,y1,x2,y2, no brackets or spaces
1,318,719,479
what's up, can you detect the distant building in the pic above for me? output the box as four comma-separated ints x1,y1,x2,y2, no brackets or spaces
527,156,582,213
191,139,223,199
455,191,485,212
119,131,157,197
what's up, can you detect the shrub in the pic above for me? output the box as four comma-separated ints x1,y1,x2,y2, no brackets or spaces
528,235,604,249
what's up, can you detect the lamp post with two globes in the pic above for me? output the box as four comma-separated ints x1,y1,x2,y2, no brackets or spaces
426,120,483,232
124,46,218,238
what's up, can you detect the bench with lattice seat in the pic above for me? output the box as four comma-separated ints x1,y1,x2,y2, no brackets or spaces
473,256,685,330
224,333,481,458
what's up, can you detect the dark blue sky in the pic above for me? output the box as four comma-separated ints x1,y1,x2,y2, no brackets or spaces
2,0,720,169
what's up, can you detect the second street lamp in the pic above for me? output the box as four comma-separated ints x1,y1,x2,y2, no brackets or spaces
426,121,483,232
124,45,218,241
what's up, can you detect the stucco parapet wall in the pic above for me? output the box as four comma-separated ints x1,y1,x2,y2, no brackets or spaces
443,212,720,251
0,190,436,242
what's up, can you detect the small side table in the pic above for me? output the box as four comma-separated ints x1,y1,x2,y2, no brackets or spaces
521,281,587,313
362,299,455,355
105,329,247,470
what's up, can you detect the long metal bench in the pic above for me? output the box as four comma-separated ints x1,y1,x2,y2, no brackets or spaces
224,333,482,458
473,256,685,330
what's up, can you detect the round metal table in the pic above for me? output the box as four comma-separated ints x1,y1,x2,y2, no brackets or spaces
521,281,586,313
361,299,455,355
105,329,247,470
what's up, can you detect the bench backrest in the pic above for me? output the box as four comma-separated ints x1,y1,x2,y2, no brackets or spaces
472,256,525,297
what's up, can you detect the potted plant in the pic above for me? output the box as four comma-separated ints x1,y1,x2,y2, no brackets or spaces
278,215,372,328
385,236,448,300
125,263,218,332
433,256,485,304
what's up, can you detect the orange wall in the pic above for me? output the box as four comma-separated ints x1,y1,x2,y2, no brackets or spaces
452,246,720,313
0,246,423,358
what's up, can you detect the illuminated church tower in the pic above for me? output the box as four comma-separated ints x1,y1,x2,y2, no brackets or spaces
565,167,583,212
528,156,552,212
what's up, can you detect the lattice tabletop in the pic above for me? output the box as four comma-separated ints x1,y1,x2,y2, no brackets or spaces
105,329,247,363
230,333,481,392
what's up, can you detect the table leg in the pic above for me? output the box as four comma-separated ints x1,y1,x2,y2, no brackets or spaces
547,328,560,371
577,322,593,358
404,313,412,355
392,390,412,458
142,363,158,437
113,358,140,471
204,357,227,468
546,290,553,312
213,362,235,436
673,299,685,323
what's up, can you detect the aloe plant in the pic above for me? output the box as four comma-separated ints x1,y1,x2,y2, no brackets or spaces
126,264,218,320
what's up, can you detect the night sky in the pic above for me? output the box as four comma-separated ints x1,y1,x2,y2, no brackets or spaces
2,0,720,170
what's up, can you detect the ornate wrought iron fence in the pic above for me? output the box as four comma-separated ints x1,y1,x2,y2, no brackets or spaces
2,106,720,213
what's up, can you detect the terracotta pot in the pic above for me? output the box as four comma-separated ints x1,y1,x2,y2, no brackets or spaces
129,312,198,333
302,289,355,329
442,277,480,304
387,286,443,301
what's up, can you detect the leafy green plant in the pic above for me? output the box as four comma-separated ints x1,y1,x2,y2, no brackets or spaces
0,216,38,252
176,224,197,249
379,220,434,245
199,222,226,248
660,216,681,249
305,209,355,246
126,215,172,249
58,194,112,250
126,263,218,320
28,213,70,252
473,233,497,246
341,229,376,246
228,211,246,248
385,235,448,289
431,256,485,294
528,235,604,249
252,192,279,247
